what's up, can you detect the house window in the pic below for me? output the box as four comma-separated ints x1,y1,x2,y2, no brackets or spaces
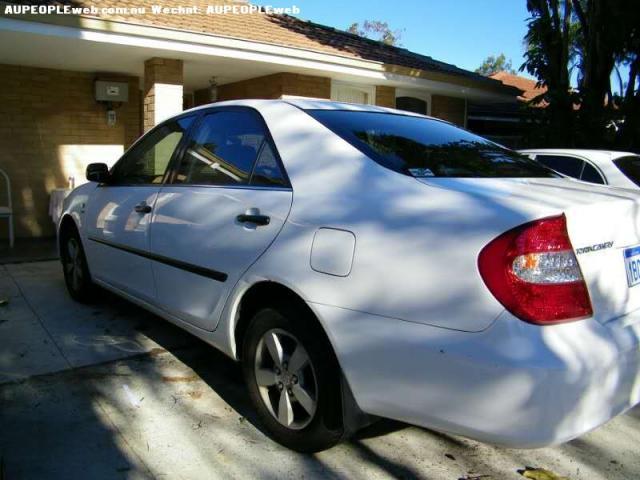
395,89,431,115
331,81,375,105
396,96,428,115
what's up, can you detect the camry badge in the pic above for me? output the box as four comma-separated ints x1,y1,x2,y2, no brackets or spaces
575,242,614,255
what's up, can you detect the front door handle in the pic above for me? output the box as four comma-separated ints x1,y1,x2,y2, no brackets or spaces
237,213,270,226
134,202,152,214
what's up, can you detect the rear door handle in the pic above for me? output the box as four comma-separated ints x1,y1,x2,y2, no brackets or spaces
134,202,152,214
236,213,270,226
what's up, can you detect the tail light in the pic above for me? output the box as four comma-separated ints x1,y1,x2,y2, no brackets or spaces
478,214,592,325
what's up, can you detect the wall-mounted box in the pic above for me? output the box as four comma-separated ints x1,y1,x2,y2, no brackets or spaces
95,80,129,102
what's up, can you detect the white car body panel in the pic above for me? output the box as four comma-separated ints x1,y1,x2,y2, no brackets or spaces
520,148,640,190
417,176,640,324
149,185,292,330
311,303,640,448
84,185,160,302
58,99,640,448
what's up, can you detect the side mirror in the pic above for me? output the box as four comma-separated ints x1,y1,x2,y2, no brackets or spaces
86,163,110,183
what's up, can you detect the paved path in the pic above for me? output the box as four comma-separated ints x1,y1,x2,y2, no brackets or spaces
1,261,638,479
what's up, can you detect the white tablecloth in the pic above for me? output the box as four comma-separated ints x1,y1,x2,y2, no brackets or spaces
48,189,71,224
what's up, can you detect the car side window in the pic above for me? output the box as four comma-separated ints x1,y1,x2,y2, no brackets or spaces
174,110,282,186
580,162,606,184
250,142,287,187
535,155,584,179
110,116,194,185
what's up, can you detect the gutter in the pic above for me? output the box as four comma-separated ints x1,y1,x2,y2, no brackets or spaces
0,7,517,100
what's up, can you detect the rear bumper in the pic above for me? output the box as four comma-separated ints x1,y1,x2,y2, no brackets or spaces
311,303,640,448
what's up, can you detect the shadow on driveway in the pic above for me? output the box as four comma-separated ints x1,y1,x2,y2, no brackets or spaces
1,261,639,479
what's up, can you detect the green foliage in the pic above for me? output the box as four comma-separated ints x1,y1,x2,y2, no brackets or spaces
521,0,577,146
347,20,404,46
475,54,516,76
521,0,640,151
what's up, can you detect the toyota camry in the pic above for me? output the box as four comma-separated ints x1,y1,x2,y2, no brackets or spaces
58,99,640,452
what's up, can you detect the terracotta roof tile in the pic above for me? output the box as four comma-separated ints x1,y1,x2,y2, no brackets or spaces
490,71,548,105
8,0,507,89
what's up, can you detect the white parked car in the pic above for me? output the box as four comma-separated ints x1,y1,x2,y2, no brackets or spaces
520,148,640,188
59,100,640,452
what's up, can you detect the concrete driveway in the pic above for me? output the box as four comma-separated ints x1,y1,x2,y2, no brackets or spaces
1,261,639,480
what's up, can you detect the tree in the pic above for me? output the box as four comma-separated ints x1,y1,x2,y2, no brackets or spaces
521,0,639,149
521,0,577,146
347,20,404,46
576,0,640,150
573,0,627,144
475,54,516,76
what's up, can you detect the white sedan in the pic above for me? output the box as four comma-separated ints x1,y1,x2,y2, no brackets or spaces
59,100,640,452
520,148,640,188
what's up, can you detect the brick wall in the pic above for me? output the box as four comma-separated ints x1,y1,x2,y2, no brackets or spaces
281,73,331,99
217,73,283,102
432,95,466,126
215,75,399,109
144,58,183,132
0,64,141,239
216,72,331,102
375,86,396,108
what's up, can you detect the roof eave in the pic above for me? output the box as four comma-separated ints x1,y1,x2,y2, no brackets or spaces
0,7,520,98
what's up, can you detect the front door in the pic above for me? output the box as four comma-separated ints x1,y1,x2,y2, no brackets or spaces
85,116,195,301
149,108,293,330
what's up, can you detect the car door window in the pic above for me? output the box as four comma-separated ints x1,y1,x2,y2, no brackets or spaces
250,142,288,187
110,116,194,185
535,155,584,179
580,162,606,184
174,110,282,186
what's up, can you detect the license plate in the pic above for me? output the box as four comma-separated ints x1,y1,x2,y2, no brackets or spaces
624,246,640,287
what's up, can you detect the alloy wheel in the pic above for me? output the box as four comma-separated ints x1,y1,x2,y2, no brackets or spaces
64,237,84,292
254,328,318,430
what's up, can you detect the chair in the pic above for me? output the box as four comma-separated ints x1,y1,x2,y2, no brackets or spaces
0,168,14,248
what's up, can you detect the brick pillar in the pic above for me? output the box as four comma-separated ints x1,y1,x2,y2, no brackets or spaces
144,58,183,131
375,86,396,108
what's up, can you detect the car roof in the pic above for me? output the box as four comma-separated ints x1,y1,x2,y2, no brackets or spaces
181,98,431,119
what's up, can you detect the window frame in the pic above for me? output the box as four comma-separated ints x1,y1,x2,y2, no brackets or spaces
165,106,291,190
105,112,198,188
531,153,608,185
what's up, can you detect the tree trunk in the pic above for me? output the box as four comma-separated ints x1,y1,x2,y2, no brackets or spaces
575,0,617,146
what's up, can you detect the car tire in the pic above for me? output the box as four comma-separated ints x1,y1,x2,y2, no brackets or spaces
242,305,344,452
60,226,96,303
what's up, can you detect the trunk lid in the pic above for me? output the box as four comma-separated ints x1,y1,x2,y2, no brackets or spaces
416,177,640,325
564,193,640,325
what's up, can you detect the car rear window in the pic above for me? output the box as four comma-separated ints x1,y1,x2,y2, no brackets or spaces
613,155,640,187
306,110,557,178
